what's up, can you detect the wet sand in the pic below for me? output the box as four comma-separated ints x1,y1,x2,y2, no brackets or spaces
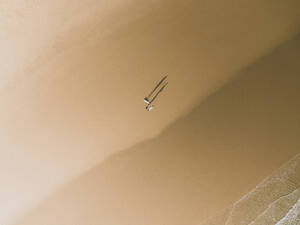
200,154,300,225
15,35,300,225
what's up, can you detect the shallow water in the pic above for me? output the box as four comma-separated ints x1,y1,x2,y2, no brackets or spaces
200,154,300,225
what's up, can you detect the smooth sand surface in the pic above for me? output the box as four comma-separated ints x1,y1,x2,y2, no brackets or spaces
1,0,300,223
15,35,300,225
2,0,300,224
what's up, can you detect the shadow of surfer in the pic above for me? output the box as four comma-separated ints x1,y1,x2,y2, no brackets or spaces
144,76,168,111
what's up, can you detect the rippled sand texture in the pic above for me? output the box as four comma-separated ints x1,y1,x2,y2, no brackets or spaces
200,154,300,225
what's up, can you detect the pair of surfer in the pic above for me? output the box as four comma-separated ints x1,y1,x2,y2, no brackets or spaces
144,76,168,111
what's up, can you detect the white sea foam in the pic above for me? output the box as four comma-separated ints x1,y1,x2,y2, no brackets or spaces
275,198,300,225
199,154,300,225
